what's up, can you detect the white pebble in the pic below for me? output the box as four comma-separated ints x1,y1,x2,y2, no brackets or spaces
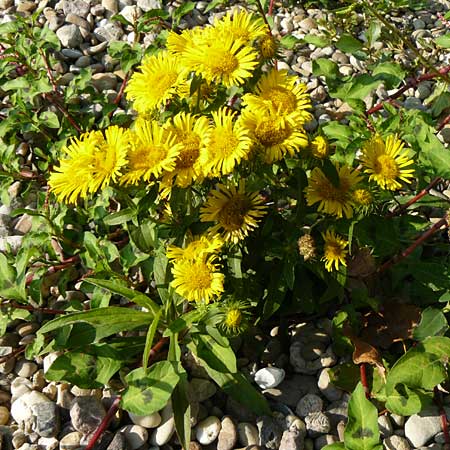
129,411,161,428
254,367,286,389
196,416,221,445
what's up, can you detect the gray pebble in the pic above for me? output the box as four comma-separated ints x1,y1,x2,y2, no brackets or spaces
404,406,442,447
384,434,411,450
413,18,426,29
70,396,106,436
94,22,124,42
14,359,38,378
56,24,83,48
256,416,283,450
237,422,259,447
378,414,393,438
59,431,82,450
92,73,118,91
318,368,342,401
279,429,305,450
305,412,331,437
63,0,90,18
31,401,59,437
296,394,323,418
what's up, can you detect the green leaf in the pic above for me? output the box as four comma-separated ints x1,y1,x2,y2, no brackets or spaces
173,1,195,23
280,35,301,49
130,219,158,252
333,74,382,101
344,383,381,450
142,310,161,372
302,34,329,48
413,307,448,341
121,361,181,415
385,383,432,416
365,21,381,48
2,78,30,91
172,370,191,450
0,253,27,301
335,34,363,54
38,307,153,342
103,208,136,226
154,249,170,304
0,20,21,34
372,62,405,89
205,0,226,12
435,34,450,48
417,123,450,178
323,444,346,450
312,58,340,81
164,310,203,337
83,278,160,316
39,111,59,129
419,336,450,360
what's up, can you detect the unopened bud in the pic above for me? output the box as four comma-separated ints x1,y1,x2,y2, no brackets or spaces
298,234,316,261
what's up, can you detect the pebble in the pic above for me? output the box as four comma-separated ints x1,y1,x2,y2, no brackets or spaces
56,24,83,48
31,401,59,437
16,323,39,337
279,429,305,450
94,22,124,41
150,402,175,446
92,72,118,91
14,359,38,378
105,432,127,450
120,5,141,23
217,416,237,450
378,414,393,438
254,367,286,389
10,391,53,434
37,437,58,450
189,378,217,402
237,423,259,447
59,431,82,450
137,0,161,11
196,416,221,445
0,236,23,254
70,396,106,435
314,434,338,449
0,405,9,425
384,434,411,450
317,368,342,401
63,0,90,18
11,377,33,398
296,394,323,418
305,412,331,437
256,416,283,450
404,406,442,447
129,411,161,428
120,424,148,450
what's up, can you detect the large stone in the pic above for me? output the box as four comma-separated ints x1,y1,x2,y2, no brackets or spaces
254,367,285,389
120,425,148,450
137,0,161,11
92,73,118,91
31,401,59,437
59,431,82,450
217,416,237,450
196,416,221,445
56,25,83,48
11,391,53,434
384,435,411,450
63,0,90,17
305,412,331,437
279,429,305,450
404,406,442,447
70,396,106,436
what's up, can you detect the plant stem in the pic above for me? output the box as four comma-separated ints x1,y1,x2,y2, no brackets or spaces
387,177,442,217
108,72,130,120
85,396,121,450
254,0,271,31
378,217,448,273
7,302,67,315
147,336,169,366
359,363,370,399
0,346,25,364
434,387,450,447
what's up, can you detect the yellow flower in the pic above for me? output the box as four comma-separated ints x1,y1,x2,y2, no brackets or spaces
322,230,348,272
200,182,267,244
200,108,252,176
167,28,200,55
120,119,182,185
305,164,362,218
181,33,258,87
240,109,308,163
310,135,329,159
125,51,187,114
171,258,224,303
242,69,312,125
167,234,223,262
360,135,415,190
220,299,250,335
161,112,210,189
353,188,373,207
212,9,267,44
258,33,279,60
49,126,129,204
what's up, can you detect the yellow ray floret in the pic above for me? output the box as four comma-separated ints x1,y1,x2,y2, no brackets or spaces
200,108,252,177
305,164,362,219
125,51,187,114
120,119,182,185
181,33,258,87
167,234,223,263
200,182,267,244
171,257,224,303
242,69,312,125
360,134,415,190
322,230,348,272
48,126,129,204
241,109,308,163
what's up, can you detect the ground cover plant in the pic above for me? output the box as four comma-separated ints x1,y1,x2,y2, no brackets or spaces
0,0,450,448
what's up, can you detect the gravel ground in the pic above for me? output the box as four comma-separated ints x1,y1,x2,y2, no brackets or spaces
1,0,450,449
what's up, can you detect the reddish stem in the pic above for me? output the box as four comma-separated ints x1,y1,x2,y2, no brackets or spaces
378,217,448,273
39,48,58,93
85,396,121,450
268,0,275,15
387,177,442,217
434,387,450,447
0,346,25,364
108,72,130,119
367,65,450,115
147,336,169,366
438,112,450,131
359,364,370,399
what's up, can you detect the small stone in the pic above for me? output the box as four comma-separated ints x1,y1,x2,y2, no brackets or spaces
128,412,161,429
106,432,128,450
120,425,148,450
16,323,39,337
298,17,316,31
440,126,450,144
326,400,348,429
37,437,58,450
279,429,305,450
390,413,404,428
70,396,106,435
0,236,23,254
404,406,442,447
189,443,202,450
404,97,425,110
16,1,37,13
0,406,9,425
314,434,338,449
137,0,161,11
11,391,53,433
254,367,285,389
305,412,331,437
92,73,118,91
0,0,13,8
86,41,109,55
66,13,91,30
63,0,90,17
120,5,141,23
226,396,256,423
15,359,38,378
75,55,91,68
94,22,124,42
413,18,426,30
189,378,217,402
0,390,10,404
12,430,28,448
217,416,237,450
237,423,259,447
59,431,82,450
196,416,221,445
378,414,393,438
150,402,175,446
56,24,83,48
384,434,411,450
318,368,342,401
102,0,118,14
32,401,59,437
11,377,33,398
296,394,323,418
256,416,283,450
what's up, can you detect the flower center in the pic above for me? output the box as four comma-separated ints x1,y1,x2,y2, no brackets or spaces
260,35,277,59
265,87,296,113
153,71,178,96
325,243,344,261
218,195,251,230
188,262,213,290
374,154,399,180
255,120,290,146
210,128,239,158
354,189,372,206
317,179,348,203
225,309,242,328
176,135,200,169
210,50,239,76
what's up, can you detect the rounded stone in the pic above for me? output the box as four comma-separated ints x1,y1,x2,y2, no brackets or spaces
254,367,285,389
59,431,82,450
0,406,9,425
217,416,237,450
56,24,83,48
237,422,259,447
317,368,342,401
378,414,393,438
384,434,411,450
14,359,38,378
189,378,217,402
150,402,175,446
305,412,331,437
404,406,442,447
196,416,221,445
70,396,106,435
296,394,323,418
129,411,161,429
120,424,148,450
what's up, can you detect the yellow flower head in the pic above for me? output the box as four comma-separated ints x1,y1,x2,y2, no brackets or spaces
258,33,279,60
49,126,129,204
353,188,373,207
360,134,415,190
171,258,224,303
125,51,187,114
310,135,329,159
305,164,362,218
212,9,267,44
242,69,312,125
200,182,267,244
167,234,223,263
181,33,258,87
241,109,308,163
220,299,250,335
200,108,252,177
120,119,182,185
322,230,348,272
167,28,200,55
162,112,211,189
